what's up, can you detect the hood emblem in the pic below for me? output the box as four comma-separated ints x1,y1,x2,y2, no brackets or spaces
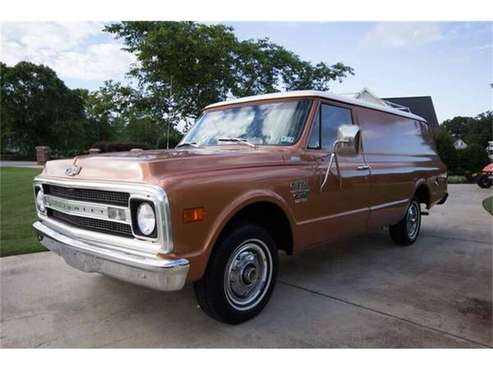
65,164,82,176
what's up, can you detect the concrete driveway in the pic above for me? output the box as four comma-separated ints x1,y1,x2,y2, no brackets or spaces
0,161,42,169
1,184,491,348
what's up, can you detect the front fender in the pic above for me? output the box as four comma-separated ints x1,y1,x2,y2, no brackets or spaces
187,189,296,281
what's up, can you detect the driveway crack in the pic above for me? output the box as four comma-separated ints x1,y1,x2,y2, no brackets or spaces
424,234,491,246
278,280,492,348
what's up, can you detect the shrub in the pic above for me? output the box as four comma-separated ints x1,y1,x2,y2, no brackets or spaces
457,143,490,173
433,128,459,174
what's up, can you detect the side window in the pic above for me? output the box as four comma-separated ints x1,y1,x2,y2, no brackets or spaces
320,104,353,150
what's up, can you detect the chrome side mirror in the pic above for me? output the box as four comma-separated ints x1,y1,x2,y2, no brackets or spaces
336,125,360,156
320,125,361,191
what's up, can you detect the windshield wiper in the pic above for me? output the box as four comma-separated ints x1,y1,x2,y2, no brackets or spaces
176,142,201,148
218,137,256,148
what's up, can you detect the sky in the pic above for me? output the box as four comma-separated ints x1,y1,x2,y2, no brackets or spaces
1,21,491,122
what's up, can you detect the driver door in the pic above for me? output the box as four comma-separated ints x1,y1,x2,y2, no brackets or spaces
305,101,371,245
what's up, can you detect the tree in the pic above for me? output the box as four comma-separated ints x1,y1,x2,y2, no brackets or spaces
105,21,354,129
441,116,474,140
433,128,459,173
458,143,489,173
85,80,182,148
0,61,88,157
468,111,492,150
81,81,135,143
442,111,492,151
437,111,492,174
1,23,355,157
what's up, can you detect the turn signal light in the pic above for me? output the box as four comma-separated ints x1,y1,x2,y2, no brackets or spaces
183,207,206,223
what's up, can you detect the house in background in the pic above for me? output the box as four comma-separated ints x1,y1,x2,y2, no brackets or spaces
453,138,468,150
341,88,440,129
487,141,493,161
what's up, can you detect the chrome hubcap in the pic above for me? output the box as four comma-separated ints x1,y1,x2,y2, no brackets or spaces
406,202,420,240
224,239,272,311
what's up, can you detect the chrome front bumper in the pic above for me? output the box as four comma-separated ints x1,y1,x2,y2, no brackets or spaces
33,221,189,291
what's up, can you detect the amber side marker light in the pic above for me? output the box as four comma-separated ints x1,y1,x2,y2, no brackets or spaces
183,207,206,223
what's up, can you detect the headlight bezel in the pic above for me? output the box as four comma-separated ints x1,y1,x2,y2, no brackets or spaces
34,185,46,213
130,198,158,239
137,202,156,236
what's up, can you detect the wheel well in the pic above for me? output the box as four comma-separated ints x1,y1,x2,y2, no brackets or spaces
221,202,294,255
415,184,430,209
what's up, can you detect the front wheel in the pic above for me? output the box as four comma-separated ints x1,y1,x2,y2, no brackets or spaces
194,223,278,324
389,198,421,246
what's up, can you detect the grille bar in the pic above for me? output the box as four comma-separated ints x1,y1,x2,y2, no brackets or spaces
49,209,133,238
44,185,130,207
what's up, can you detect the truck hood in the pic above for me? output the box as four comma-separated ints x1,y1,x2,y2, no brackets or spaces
42,147,286,184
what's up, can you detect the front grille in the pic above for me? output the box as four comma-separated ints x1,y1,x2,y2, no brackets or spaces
49,209,133,238
44,185,129,207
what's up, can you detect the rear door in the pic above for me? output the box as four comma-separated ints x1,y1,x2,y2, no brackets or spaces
355,107,425,229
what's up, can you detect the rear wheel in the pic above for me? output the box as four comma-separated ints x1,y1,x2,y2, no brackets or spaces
477,175,492,189
194,223,278,324
389,198,421,246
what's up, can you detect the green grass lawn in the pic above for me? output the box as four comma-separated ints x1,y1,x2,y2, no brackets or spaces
447,175,468,184
483,196,493,216
0,167,47,257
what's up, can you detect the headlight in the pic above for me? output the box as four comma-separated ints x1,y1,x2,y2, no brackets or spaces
36,188,46,212
136,202,156,236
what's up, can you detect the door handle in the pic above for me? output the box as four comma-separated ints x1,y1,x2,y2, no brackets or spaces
357,165,370,171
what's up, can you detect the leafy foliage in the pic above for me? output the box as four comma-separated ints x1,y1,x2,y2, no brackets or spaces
433,128,459,172
458,143,489,173
105,21,354,126
442,112,492,150
434,111,492,174
0,65,181,158
0,61,88,157
84,80,183,148
1,22,354,158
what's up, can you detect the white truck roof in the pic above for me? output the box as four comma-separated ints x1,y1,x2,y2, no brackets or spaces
205,90,426,122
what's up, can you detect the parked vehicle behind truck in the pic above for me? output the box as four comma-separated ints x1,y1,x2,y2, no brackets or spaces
33,90,448,324
476,163,493,188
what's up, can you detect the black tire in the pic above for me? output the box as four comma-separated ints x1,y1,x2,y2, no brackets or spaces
389,198,421,246
194,223,278,324
477,175,492,189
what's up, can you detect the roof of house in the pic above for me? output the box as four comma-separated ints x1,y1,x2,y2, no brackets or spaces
383,96,439,128
205,90,426,122
453,138,468,149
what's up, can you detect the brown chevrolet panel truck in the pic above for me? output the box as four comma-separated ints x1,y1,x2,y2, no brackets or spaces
33,91,448,324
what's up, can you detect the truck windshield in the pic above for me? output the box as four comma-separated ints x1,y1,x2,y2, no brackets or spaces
180,99,311,146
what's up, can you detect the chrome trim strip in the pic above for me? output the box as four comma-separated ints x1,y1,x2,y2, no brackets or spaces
34,221,186,270
298,206,368,225
298,198,409,226
34,221,188,292
44,194,131,225
34,176,174,254
369,198,409,211
40,216,160,257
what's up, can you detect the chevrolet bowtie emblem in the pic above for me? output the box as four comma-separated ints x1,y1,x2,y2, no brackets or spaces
65,164,82,176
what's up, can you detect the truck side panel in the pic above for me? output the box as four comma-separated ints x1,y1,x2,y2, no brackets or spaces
355,106,447,229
